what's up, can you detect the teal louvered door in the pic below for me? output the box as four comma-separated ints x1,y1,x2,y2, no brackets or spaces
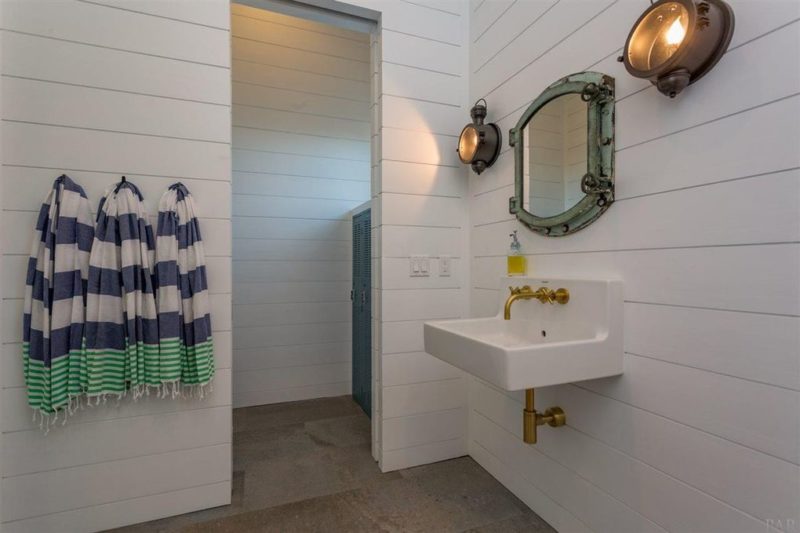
352,209,371,417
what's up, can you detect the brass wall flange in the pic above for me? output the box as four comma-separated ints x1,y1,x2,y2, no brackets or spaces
523,389,566,444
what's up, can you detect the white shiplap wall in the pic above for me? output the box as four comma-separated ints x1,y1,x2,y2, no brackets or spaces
341,0,472,471
0,1,232,530
468,1,800,532
230,3,371,408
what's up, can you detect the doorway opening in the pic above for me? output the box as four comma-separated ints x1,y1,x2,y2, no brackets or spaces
227,0,379,513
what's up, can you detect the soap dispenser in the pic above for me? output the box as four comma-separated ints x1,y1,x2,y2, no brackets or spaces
507,230,527,276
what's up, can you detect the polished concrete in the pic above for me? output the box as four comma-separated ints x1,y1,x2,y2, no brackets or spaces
110,396,555,532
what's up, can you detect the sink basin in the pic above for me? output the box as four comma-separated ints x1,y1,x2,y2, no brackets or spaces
424,277,623,390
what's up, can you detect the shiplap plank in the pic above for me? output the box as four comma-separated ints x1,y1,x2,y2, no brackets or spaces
381,288,462,322
233,362,350,392
233,322,350,350
232,37,368,81
470,0,515,47
232,238,351,261
382,62,463,105
232,259,349,283
232,59,369,101
232,217,351,241
233,149,369,180
3,0,230,66
382,351,462,386
233,301,350,327
1,166,231,218
4,77,230,143
381,225,463,258
2,444,230,522
232,11,368,58
232,194,363,220
232,126,368,161
382,378,466,419
233,381,349,408
382,127,460,167
5,122,230,180
88,0,230,29
232,171,369,200
381,437,466,472
378,2,462,45
2,406,230,477
381,407,466,451
3,481,230,533
233,342,350,371
233,82,369,121
2,31,230,105
232,280,351,305
382,193,463,227
382,95,463,137
233,104,370,140
382,320,427,354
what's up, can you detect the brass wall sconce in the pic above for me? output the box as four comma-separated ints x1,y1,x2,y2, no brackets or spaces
457,99,501,174
620,0,735,97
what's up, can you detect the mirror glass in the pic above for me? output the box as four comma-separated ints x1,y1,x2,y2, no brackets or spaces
522,93,588,218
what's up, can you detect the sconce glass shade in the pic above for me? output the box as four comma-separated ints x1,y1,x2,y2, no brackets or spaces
458,125,480,164
627,2,689,71
457,100,501,175
622,0,734,98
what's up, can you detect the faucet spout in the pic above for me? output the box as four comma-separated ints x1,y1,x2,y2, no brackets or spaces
503,287,525,320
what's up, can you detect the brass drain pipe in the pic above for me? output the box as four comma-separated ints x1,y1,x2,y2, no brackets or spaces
523,388,566,444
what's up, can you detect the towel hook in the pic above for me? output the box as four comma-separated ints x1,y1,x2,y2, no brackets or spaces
114,176,127,194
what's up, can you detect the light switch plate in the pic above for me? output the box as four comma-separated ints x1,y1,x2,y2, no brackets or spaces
410,255,430,277
439,256,451,277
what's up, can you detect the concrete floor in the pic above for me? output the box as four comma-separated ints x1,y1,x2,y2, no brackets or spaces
109,396,555,532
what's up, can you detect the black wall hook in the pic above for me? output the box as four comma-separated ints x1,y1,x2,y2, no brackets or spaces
114,176,127,194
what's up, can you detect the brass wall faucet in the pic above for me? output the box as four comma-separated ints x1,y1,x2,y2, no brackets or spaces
503,285,569,444
504,285,569,320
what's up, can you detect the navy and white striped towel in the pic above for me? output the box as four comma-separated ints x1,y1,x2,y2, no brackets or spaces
22,175,94,419
155,183,214,391
84,180,159,398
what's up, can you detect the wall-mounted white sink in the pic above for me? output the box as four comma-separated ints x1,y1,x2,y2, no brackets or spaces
424,277,623,391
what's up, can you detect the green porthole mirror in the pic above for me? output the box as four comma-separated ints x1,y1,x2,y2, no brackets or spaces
509,72,615,237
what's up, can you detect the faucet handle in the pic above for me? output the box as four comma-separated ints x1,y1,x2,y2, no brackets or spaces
553,288,570,304
508,286,521,295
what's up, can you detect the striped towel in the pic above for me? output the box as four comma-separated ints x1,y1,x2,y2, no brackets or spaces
22,175,94,419
84,180,159,399
156,183,214,391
